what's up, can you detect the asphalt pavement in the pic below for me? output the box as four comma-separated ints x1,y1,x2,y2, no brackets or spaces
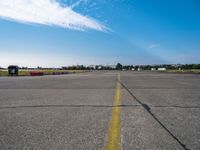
0,71,200,150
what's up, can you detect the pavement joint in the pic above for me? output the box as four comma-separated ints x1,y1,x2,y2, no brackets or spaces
1,104,199,110
119,81,190,150
0,104,141,109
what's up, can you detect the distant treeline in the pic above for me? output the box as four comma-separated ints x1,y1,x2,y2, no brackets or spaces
1,64,200,70
61,64,200,70
122,64,200,70
63,64,200,70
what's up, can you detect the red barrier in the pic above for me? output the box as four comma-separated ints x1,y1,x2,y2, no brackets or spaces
30,72,44,76
30,71,69,76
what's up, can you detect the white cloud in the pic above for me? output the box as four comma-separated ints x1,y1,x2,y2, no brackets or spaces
0,0,107,31
148,44,160,49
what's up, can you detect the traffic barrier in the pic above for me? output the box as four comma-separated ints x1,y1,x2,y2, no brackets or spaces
30,71,70,76
30,72,44,76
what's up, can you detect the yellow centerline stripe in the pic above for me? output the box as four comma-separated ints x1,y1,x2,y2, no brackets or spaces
105,74,121,150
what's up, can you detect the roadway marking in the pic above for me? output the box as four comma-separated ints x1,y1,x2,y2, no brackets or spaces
105,73,121,150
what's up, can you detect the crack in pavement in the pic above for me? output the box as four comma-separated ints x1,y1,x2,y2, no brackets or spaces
119,81,190,150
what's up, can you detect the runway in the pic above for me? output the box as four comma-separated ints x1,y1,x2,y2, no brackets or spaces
0,71,200,150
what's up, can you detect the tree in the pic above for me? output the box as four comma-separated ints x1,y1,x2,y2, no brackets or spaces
116,63,123,70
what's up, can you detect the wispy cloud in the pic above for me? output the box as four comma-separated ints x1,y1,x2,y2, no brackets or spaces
70,0,86,9
148,44,160,49
0,0,107,32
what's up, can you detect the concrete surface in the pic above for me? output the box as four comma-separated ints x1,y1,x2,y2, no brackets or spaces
0,71,200,150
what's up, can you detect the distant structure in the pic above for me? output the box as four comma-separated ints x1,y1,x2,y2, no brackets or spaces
107,65,116,69
88,65,96,70
96,65,102,70
158,68,166,71
8,65,19,76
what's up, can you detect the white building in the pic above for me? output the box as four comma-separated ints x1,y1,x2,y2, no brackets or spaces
158,68,166,71
97,66,102,70
88,65,96,69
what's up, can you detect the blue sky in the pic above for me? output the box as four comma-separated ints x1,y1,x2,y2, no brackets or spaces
0,0,200,67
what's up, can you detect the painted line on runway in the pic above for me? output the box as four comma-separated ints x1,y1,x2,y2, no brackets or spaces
105,73,121,150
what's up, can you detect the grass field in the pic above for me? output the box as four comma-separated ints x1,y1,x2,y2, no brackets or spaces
0,70,87,77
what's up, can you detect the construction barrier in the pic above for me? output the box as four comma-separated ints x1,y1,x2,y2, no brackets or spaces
30,71,70,76
30,72,44,76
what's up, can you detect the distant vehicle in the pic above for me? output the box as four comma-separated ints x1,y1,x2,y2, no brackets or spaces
8,65,19,76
